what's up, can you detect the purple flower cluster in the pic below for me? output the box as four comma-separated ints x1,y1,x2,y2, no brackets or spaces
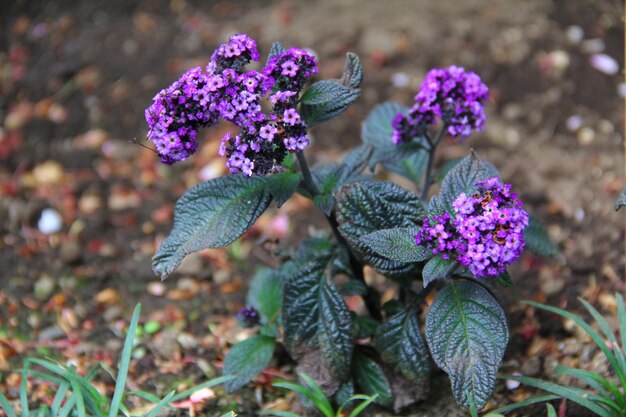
237,307,260,328
392,65,489,145
146,34,317,175
415,178,529,277
145,67,219,165
263,48,318,93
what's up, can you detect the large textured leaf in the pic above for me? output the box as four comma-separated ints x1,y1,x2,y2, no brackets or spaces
340,52,363,90
362,102,429,183
422,256,456,287
223,335,275,392
283,254,353,380
359,227,430,263
336,181,426,278
310,145,373,216
425,281,509,409
430,152,499,216
300,80,360,127
153,175,270,278
524,215,558,257
373,306,431,384
352,351,393,407
267,171,302,208
267,41,285,62
247,268,284,324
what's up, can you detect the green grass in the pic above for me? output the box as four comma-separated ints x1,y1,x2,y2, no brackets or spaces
492,293,626,416
0,304,233,417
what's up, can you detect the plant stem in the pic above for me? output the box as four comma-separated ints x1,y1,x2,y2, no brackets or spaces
296,151,381,320
419,124,448,200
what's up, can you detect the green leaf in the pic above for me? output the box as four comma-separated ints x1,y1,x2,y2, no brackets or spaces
300,80,360,127
0,391,17,417
361,102,429,183
340,52,363,90
267,172,302,208
339,279,367,296
283,255,353,380
493,271,513,287
431,152,499,216
546,403,557,417
153,175,271,278
373,306,431,384
247,268,284,324
223,335,276,392
267,41,286,62
336,181,426,278
524,215,559,257
359,227,429,264
422,256,456,287
616,189,626,211
488,393,559,415
352,351,393,407
425,281,508,409
353,315,380,339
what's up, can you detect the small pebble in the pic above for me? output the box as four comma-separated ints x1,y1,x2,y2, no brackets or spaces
391,72,410,88
38,208,63,234
618,83,626,98
566,25,584,44
505,374,522,390
565,115,582,131
34,274,55,300
577,127,595,145
590,54,619,75
581,38,605,54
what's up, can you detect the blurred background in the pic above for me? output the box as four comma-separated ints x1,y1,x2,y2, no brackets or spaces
0,0,624,414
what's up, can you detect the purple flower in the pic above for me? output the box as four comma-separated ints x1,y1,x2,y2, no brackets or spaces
392,65,489,145
415,178,528,277
209,33,260,73
283,108,301,125
263,48,317,93
281,60,300,77
236,307,260,328
259,124,278,141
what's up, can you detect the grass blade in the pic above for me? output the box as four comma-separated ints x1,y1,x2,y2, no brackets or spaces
71,382,87,417
298,373,333,417
51,382,70,417
336,394,374,416
526,301,626,390
145,391,175,417
0,390,18,417
57,394,76,417
20,361,29,417
168,375,235,402
556,365,623,408
108,303,141,417
546,403,557,417
346,394,378,417
259,411,302,417
500,374,612,417
272,381,333,417
616,294,626,362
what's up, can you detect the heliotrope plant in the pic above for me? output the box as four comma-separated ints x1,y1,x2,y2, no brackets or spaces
146,34,557,412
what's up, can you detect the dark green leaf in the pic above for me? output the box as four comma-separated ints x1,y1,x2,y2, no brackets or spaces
353,315,380,339
422,256,456,287
267,41,286,62
340,52,363,90
361,102,429,183
336,181,426,278
283,254,353,380
319,276,353,379
300,80,360,127
153,175,270,278
334,380,355,407
339,279,367,296
359,227,429,263
374,306,431,384
524,215,559,257
314,193,336,216
435,152,499,216
352,351,393,407
425,281,508,409
615,189,626,211
247,268,284,324
267,172,302,208
223,336,275,392
493,271,513,287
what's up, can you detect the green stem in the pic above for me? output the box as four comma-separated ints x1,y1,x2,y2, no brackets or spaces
296,151,381,320
419,124,448,200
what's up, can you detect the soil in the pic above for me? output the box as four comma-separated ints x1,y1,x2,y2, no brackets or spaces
1,0,624,416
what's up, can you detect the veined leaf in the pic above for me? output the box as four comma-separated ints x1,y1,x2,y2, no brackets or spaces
247,268,284,324
422,256,456,287
340,52,363,90
524,215,559,257
300,80,360,127
425,281,508,409
223,335,276,392
373,306,431,384
352,351,393,407
153,175,271,278
359,227,429,263
267,172,302,208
